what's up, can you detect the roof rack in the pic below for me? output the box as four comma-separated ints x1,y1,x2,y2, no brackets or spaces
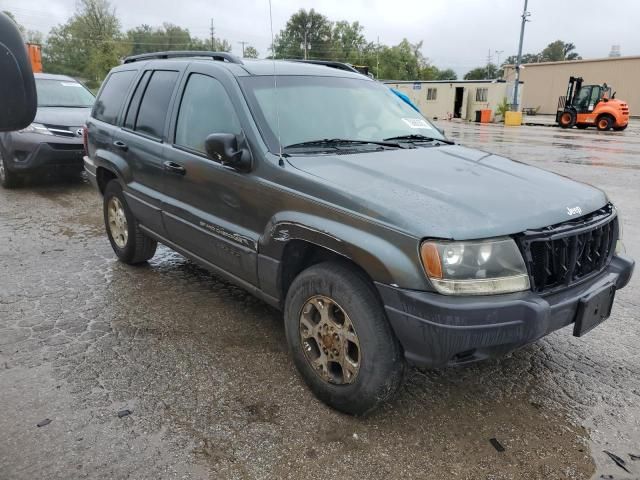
123,51,243,65
288,59,360,74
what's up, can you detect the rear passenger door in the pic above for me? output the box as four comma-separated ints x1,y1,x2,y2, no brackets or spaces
117,69,180,235
161,71,258,285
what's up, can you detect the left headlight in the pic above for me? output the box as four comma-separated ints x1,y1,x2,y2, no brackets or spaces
18,123,53,135
420,237,530,295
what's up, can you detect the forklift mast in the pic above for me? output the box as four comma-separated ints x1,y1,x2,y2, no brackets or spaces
566,76,583,106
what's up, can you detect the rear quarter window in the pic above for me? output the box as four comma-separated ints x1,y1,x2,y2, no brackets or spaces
92,70,137,125
133,70,179,139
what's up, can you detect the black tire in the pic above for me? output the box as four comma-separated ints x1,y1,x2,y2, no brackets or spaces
558,110,576,129
613,124,628,132
284,261,406,416
596,115,613,131
103,180,157,264
0,150,22,189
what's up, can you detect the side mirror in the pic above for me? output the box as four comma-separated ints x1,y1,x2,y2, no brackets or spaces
0,12,37,131
204,133,252,171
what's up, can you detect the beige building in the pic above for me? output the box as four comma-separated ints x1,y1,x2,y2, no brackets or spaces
503,56,640,115
383,80,521,121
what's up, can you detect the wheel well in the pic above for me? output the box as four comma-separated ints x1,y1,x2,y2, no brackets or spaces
596,113,615,123
279,240,372,304
96,167,117,195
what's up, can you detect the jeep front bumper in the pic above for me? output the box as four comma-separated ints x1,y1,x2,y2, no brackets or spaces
377,254,634,368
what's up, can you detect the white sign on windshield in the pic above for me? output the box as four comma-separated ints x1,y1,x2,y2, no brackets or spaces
402,118,433,129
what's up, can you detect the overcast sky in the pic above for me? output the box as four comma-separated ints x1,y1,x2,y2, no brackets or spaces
5,0,638,77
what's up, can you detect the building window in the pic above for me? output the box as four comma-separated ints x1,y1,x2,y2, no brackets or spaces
475,87,488,102
426,88,437,101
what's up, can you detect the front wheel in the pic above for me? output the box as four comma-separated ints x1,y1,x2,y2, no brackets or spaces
558,111,576,128
103,180,157,264
284,262,406,416
0,151,22,188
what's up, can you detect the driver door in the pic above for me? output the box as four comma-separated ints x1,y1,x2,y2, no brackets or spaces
161,72,258,285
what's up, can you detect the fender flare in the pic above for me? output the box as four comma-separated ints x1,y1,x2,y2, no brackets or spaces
259,211,428,293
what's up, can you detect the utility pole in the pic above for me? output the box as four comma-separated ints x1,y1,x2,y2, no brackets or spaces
495,50,504,68
376,36,380,79
486,49,492,66
301,31,310,59
210,18,214,50
512,0,530,110
238,41,247,57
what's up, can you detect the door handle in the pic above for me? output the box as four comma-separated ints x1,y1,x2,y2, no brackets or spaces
163,161,186,175
113,140,128,151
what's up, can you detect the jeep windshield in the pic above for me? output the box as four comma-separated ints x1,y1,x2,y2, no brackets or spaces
239,75,446,154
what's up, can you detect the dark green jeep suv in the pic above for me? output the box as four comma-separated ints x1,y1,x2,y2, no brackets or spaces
85,51,634,415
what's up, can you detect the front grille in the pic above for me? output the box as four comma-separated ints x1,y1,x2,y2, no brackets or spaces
517,205,617,294
43,124,82,138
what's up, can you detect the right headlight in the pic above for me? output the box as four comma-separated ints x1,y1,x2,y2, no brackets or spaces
420,237,530,295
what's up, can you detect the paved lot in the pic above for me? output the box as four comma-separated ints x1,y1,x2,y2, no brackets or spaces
1,120,638,480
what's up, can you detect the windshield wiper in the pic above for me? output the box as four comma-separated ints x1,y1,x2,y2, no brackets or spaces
283,138,404,151
384,134,454,144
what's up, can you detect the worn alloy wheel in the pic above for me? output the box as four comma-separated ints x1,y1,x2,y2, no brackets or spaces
107,196,129,248
103,179,157,264
284,261,405,415
299,295,360,385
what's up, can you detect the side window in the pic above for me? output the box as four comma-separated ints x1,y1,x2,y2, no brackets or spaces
175,73,241,155
134,70,179,139
426,88,437,101
124,71,151,130
93,70,137,125
475,88,488,102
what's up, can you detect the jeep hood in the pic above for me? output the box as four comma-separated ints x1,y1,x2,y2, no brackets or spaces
286,145,608,239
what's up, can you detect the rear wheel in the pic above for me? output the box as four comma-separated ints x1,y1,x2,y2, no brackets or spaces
558,111,576,128
0,151,22,189
103,180,157,264
596,115,613,131
613,124,628,132
284,261,406,416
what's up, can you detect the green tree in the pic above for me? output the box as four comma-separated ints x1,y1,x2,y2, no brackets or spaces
539,40,581,61
274,9,333,59
243,45,259,58
43,0,124,86
331,20,367,62
434,68,457,80
464,63,498,80
502,40,581,67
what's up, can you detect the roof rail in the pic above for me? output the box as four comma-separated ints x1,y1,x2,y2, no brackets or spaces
288,59,360,74
123,51,244,65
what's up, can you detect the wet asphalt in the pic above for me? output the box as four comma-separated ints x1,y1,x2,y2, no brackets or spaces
1,119,638,480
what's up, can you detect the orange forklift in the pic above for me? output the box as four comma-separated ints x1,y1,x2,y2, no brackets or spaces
556,76,629,131
26,42,43,73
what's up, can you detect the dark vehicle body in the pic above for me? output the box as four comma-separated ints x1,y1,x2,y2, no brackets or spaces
0,73,94,187
84,52,634,414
